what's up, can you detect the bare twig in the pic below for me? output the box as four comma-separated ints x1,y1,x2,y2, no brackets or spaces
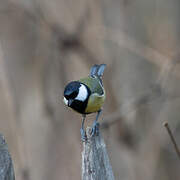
163,122,180,160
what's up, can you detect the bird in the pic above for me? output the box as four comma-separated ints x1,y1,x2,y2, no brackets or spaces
63,64,106,141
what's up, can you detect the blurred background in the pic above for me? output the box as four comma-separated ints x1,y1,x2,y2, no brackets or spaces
0,0,180,179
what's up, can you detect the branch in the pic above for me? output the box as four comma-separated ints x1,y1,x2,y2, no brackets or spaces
163,122,180,161
0,133,15,180
82,127,115,180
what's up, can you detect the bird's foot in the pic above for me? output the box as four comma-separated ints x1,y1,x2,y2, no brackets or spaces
80,128,87,142
91,122,100,136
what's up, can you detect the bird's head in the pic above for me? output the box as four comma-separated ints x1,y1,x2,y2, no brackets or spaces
63,81,90,109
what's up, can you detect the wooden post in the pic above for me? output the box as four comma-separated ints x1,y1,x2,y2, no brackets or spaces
0,133,15,180
82,127,115,180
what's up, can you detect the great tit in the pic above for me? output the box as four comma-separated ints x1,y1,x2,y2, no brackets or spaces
63,64,106,141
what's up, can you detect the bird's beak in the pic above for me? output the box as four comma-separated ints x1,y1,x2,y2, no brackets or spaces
68,99,73,107
63,97,68,105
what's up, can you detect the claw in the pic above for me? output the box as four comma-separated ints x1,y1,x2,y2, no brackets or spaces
80,128,87,142
91,109,102,137
91,122,100,136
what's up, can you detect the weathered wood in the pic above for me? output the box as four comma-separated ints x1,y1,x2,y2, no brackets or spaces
82,127,115,180
0,134,15,180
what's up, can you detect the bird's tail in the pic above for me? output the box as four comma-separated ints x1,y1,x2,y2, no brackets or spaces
90,64,106,78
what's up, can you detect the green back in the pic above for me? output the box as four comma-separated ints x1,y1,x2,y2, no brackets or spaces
79,76,104,95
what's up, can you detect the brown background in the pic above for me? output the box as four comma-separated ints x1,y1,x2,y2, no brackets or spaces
0,0,180,179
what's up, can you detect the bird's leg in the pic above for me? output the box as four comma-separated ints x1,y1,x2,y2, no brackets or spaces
80,114,87,142
91,109,102,136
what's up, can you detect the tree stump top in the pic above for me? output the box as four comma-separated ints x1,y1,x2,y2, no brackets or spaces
82,127,115,180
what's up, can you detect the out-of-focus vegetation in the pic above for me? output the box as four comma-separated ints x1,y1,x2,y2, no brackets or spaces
0,0,180,179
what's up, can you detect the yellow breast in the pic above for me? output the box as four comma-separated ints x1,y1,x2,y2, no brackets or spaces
85,93,105,114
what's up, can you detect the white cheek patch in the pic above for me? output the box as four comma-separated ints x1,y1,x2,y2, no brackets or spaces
63,97,68,105
75,84,88,102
